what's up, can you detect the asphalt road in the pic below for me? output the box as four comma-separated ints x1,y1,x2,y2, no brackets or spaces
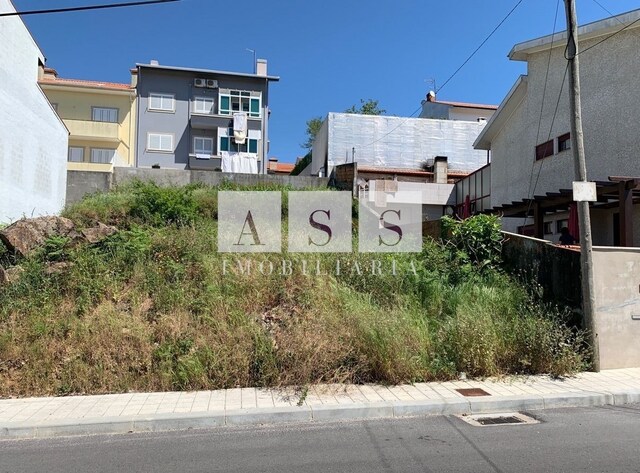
2,404,640,473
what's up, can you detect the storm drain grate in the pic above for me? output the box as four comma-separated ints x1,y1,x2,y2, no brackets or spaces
456,388,491,397
476,415,523,425
457,412,540,427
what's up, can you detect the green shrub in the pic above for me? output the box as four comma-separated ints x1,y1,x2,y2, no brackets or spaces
441,214,503,272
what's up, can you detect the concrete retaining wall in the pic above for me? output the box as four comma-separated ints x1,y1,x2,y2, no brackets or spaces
66,168,329,204
592,247,640,370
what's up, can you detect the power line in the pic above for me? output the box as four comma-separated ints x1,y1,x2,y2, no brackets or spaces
524,0,561,225
0,0,180,17
523,63,569,224
577,15,640,56
356,1,523,151
589,0,624,24
436,0,524,95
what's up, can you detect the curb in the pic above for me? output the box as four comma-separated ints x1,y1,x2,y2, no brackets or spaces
1,390,638,440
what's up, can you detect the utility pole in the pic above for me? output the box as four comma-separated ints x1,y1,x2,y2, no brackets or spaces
564,0,599,371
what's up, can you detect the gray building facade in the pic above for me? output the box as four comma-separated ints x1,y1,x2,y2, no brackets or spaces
135,61,278,173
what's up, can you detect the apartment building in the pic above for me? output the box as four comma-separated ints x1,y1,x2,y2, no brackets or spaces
39,68,136,172
135,60,279,173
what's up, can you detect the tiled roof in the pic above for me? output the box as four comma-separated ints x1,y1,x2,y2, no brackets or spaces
39,77,132,91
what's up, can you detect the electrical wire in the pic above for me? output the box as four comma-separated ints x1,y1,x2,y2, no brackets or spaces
435,0,524,95
0,0,180,17
356,0,523,151
523,0,561,226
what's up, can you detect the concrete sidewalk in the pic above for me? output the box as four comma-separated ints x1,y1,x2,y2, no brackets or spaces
2,368,640,439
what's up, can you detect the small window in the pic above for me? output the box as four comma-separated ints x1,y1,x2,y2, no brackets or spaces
558,133,571,152
90,148,115,164
535,140,554,160
194,136,213,155
147,133,173,152
92,107,118,123
543,221,553,235
193,96,214,115
556,219,569,234
68,147,84,163
149,93,175,112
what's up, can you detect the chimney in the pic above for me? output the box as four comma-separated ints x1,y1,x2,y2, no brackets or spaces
130,68,138,87
434,156,448,184
256,59,267,77
268,157,278,171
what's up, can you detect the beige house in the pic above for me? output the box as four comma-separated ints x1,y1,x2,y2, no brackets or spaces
39,67,136,173
472,9,640,246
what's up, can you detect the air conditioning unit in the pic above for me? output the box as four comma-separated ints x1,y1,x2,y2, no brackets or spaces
194,78,206,88
206,79,218,89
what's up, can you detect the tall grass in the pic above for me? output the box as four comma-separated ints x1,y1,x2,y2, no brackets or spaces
0,182,590,397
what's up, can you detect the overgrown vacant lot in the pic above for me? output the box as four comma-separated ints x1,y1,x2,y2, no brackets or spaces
0,181,590,397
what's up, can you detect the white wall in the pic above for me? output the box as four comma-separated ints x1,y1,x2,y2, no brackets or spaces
0,0,68,223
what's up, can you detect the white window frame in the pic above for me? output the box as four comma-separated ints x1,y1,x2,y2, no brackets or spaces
92,106,119,123
90,148,116,164
193,96,215,115
147,132,174,152
68,146,84,163
193,136,214,155
148,93,175,112
218,127,259,155
218,89,261,118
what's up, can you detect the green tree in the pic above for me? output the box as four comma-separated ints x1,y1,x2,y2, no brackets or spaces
345,99,386,115
301,116,324,150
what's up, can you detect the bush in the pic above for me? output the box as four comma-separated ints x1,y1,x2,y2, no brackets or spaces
441,214,504,273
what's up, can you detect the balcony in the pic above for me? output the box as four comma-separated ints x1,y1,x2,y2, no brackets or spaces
64,119,120,142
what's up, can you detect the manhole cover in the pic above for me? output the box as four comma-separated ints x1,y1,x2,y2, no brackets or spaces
456,388,491,397
457,412,539,427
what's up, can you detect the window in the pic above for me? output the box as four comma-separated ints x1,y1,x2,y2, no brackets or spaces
219,128,259,154
149,93,175,112
68,147,84,163
193,96,214,115
558,133,571,152
556,219,569,234
219,89,261,118
535,140,554,160
194,136,213,155
147,133,173,152
92,107,118,123
543,221,553,235
90,148,116,164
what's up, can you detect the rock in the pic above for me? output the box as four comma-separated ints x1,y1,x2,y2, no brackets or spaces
81,222,117,244
0,265,25,286
0,216,76,258
43,261,73,276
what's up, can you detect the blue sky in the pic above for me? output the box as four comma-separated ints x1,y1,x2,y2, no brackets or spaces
14,0,640,163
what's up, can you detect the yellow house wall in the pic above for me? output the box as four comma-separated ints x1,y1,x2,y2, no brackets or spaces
43,87,136,171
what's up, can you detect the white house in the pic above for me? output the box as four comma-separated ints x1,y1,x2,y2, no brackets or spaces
0,0,68,224
311,112,490,178
473,9,640,246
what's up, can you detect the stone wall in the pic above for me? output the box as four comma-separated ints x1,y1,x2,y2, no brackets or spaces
501,231,582,310
66,168,329,204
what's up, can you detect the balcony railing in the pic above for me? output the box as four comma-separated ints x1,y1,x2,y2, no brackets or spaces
64,119,120,142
